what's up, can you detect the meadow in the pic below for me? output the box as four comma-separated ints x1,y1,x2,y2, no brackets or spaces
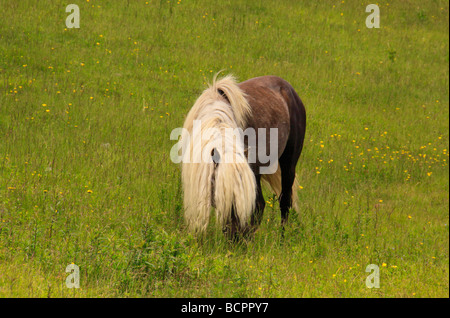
0,0,448,297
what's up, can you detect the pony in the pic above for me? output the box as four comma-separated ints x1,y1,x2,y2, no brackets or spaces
180,74,306,238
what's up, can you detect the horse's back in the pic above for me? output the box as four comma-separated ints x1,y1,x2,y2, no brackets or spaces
238,76,306,163
239,75,293,94
239,75,305,129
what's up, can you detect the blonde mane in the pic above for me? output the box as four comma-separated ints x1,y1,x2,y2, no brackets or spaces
181,74,256,233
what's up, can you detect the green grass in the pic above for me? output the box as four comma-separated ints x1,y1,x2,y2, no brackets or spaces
0,0,448,297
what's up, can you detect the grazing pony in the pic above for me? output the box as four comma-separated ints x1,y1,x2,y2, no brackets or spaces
180,74,306,238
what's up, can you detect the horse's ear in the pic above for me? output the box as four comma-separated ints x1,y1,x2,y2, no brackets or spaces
218,89,230,104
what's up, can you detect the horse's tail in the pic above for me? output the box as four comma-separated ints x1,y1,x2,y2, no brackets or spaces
182,74,256,233
261,166,299,212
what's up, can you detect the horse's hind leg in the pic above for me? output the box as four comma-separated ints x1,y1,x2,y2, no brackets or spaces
279,151,299,230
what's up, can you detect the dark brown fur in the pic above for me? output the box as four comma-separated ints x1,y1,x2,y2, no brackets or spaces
224,76,306,238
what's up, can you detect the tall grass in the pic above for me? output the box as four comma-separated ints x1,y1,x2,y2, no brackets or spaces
0,0,448,297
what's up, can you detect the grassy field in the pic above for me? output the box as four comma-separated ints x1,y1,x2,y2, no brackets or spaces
0,0,448,298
